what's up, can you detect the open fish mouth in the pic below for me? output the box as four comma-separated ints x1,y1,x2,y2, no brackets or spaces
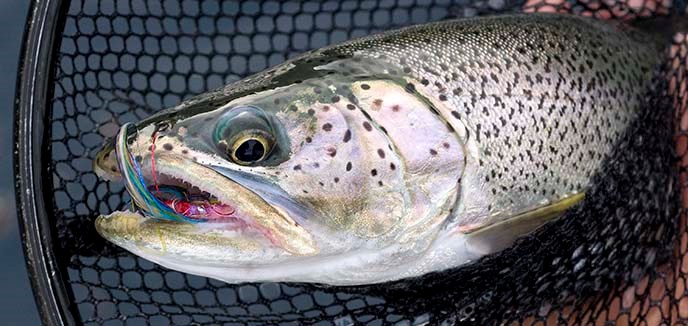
113,123,237,224
95,123,317,256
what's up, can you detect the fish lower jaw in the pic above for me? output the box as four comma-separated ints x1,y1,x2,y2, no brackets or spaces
95,210,146,239
95,210,288,266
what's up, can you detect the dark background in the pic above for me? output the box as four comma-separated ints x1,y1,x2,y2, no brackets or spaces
1,1,41,325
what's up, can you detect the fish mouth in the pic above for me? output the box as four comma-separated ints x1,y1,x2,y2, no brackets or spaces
95,123,317,257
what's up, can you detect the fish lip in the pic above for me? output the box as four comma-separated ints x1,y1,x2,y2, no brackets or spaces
93,138,122,181
95,210,145,240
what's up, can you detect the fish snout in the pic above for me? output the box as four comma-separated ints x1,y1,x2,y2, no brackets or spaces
94,138,121,181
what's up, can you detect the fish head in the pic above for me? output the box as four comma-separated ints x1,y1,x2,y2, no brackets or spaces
94,75,464,284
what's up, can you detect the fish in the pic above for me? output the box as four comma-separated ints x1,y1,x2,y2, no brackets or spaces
92,13,672,286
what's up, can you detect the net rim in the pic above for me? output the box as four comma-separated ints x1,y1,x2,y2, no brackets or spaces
14,0,77,324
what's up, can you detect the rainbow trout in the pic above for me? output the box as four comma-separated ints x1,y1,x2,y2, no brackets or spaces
93,13,667,285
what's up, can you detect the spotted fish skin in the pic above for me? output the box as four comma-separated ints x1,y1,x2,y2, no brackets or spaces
309,13,662,229
94,13,671,286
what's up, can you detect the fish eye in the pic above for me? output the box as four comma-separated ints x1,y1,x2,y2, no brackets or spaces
225,130,274,165
213,106,279,166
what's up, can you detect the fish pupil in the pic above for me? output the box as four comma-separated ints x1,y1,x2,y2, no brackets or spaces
236,139,265,162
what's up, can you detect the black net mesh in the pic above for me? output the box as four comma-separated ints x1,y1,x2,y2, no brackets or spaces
49,1,537,324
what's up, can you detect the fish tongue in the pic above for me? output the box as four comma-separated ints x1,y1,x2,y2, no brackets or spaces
161,197,236,220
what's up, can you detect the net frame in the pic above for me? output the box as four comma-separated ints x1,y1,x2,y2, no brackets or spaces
15,0,78,324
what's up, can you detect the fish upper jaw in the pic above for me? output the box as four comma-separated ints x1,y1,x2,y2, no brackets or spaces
93,137,122,181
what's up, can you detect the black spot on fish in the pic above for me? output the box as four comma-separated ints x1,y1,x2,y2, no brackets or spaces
343,130,352,142
331,96,340,103
371,169,378,176
430,149,438,156
346,162,352,171
326,147,337,157
307,109,315,116
392,105,400,112
305,137,312,143
163,143,173,151
405,83,416,93
334,177,339,183
322,123,333,131
390,163,396,170
373,99,383,107
293,165,302,171
363,122,373,131
377,149,385,158
347,104,356,110
289,105,298,112
322,105,330,112
181,149,188,155
361,84,370,90
439,95,448,101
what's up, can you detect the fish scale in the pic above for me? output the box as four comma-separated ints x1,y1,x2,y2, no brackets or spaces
312,13,662,228
94,13,675,286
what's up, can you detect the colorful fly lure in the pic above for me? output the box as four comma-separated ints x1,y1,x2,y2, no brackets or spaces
115,123,234,223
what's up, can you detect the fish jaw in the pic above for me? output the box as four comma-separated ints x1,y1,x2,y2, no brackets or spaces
93,138,121,181
150,154,318,256
94,124,318,260
94,211,285,265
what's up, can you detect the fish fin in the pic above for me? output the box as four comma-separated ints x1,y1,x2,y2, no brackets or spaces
466,193,585,255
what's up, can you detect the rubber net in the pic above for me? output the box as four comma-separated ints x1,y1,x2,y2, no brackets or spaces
46,0,682,325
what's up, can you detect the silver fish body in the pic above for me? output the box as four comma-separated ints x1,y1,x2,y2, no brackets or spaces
94,14,665,285
311,14,660,232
